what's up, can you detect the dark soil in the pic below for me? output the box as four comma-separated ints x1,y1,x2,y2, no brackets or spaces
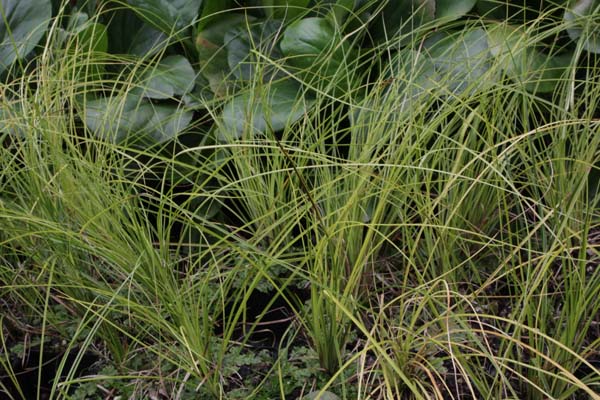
1,347,98,400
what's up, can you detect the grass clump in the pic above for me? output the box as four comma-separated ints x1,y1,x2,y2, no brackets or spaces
1,1,600,399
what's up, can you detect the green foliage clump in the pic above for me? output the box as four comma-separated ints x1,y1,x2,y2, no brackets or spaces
1,0,600,399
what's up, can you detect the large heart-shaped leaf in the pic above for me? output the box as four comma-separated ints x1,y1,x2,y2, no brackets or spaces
423,27,491,95
487,23,572,93
262,0,310,20
129,23,168,56
382,48,440,104
218,80,312,141
280,17,338,65
195,13,250,95
64,20,108,82
435,0,477,21
225,20,283,81
107,9,168,56
60,11,107,53
564,0,600,54
126,0,203,34
138,55,196,100
196,0,235,29
351,49,439,141
75,22,108,54
280,17,353,93
0,0,52,74
182,72,213,108
369,0,435,42
83,93,193,145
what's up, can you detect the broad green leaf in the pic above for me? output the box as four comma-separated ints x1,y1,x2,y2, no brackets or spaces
195,13,250,95
76,23,108,54
57,13,108,53
126,0,203,34
262,0,310,20
487,23,572,93
517,52,572,94
196,14,249,53
564,0,600,54
218,80,312,141
423,27,491,95
66,11,89,33
197,0,236,29
281,17,338,62
182,72,213,108
486,23,521,58
352,49,439,141
69,22,108,82
328,0,359,25
368,0,435,42
383,48,439,103
107,9,168,56
280,17,354,93
339,0,378,32
0,0,52,74
138,55,196,100
83,94,193,145
435,0,476,21
129,23,169,56
225,20,283,81
135,103,193,145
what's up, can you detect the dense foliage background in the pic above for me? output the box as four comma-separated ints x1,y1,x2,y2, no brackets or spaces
1,0,600,399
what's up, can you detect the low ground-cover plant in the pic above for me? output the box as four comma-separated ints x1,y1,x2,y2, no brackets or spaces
1,0,600,399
